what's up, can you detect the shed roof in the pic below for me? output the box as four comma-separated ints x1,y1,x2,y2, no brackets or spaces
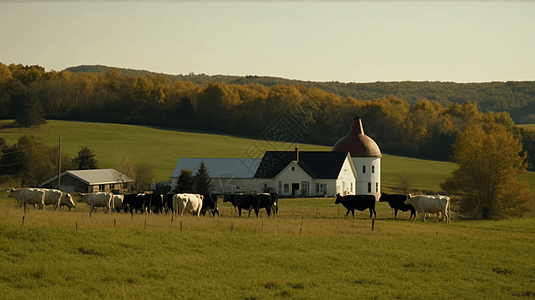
170,158,261,179
39,169,133,187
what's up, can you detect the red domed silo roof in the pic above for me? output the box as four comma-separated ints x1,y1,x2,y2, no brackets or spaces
332,116,382,158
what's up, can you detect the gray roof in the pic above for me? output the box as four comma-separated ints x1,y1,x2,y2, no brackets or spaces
170,158,261,179
39,169,133,187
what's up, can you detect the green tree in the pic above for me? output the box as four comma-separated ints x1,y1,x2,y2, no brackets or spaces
441,124,533,220
73,147,98,170
194,161,212,194
174,169,195,193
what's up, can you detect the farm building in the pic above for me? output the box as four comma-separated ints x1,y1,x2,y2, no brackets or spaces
332,116,382,199
169,149,357,197
170,158,261,194
39,169,133,193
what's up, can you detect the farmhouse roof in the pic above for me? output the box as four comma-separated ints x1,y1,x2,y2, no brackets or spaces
254,150,353,179
170,158,261,179
39,169,133,187
332,116,382,158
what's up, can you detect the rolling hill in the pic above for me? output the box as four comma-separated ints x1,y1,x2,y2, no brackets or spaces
2,120,535,192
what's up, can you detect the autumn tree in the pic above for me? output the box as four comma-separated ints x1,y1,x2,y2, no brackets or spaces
73,147,98,170
441,124,533,220
114,155,136,191
194,161,212,194
174,169,195,193
134,163,153,192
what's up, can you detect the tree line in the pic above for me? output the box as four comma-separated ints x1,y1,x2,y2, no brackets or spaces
2,62,535,170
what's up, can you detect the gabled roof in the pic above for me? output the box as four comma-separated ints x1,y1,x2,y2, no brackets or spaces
254,151,353,179
39,169,133,187
170,158,261,179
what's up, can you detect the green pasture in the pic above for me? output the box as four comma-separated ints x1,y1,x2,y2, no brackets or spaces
1,192,534,300
2,120,535,192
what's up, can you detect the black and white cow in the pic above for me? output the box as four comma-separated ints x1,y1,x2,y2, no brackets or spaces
222,193,261,218
335,194,377,219
378,193,416,220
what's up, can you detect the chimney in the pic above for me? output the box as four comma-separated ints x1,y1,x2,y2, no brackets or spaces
295,146,299,161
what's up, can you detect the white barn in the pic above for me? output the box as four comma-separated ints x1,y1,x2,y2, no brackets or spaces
169,149,357,197
332,116,382,199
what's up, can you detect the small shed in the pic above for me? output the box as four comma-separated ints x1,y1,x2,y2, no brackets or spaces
39,169,133,193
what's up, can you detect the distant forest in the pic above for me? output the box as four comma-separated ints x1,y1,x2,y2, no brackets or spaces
2,62,535,171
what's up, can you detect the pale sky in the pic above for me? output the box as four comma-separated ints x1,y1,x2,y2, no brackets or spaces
1,1,534,83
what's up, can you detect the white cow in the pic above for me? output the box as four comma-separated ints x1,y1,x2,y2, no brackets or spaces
173,193,204,217
405,194,451,224
112,194,128,213
8,188,46,210
78,192,114,212
42,189,76,211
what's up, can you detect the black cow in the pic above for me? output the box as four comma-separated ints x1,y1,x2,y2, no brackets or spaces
335,194,377,219
257,193,273,217
200,193,219,217
379,193,416,220
223,193,260,218
163,193,175,214
123,193,150,214
148,193,164,214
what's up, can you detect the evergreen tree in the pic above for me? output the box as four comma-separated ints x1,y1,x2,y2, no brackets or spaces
73,147,98,170
174,169,194,193
441,124,533,219
194,161,212,194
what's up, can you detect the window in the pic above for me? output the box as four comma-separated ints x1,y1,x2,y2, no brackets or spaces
368,182,371,193
99,184,105,191
376,182,379,192
110,184,115,190
372,166,375,173
350,182,353,193
315,183,324,194
284,184,289,193
363,166,366,173
292,166,295,171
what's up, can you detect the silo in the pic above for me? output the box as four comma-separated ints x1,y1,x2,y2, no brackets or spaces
332,116,382,199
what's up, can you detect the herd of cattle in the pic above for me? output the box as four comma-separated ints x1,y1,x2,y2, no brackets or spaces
6,187,450,223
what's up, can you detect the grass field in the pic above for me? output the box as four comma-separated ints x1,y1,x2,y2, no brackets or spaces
2,120,535,192
1,192,534,300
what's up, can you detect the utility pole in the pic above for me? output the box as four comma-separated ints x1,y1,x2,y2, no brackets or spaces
57,137,62,190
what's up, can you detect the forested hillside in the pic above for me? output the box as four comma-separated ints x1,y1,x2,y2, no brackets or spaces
2,62,535,171
67,65,535,121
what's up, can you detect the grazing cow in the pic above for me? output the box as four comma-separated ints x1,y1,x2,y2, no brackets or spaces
77,192,113,212
335,194,377,219
42,189,75,211
8,188,46,210
404,194,451,224
222,193,261,218
200,193,219,217
173,193,204,217
123,193,150,214
378,193,416,220
269,192,279,217
112,194,128,213
163,193,175,214
148,193,164,214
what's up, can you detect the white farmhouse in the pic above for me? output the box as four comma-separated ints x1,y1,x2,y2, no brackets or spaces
169,148,357,197
332,116,382,199
253,148,357,197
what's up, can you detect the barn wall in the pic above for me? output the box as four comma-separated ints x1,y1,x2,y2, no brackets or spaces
336,157,358,196
275,161,313,197
352,157,381,200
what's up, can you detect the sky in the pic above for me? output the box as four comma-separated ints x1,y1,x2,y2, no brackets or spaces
1,1,534,83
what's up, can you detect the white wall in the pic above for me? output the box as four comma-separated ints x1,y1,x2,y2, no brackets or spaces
275,161,313,197
352,157,381,200
336,156,357,196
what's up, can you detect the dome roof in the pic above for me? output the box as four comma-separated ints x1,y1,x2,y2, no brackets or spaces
332,116,382,158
